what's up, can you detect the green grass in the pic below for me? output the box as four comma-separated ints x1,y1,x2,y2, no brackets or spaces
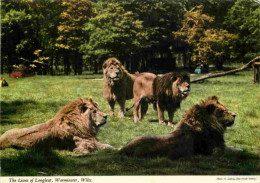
0,70,259,176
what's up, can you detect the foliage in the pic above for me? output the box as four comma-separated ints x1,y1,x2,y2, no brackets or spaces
1,0,63,74
1,0,258,74
195,29,236,65
56,0,92,51
224,0,260,60
80,2,147,68
175,5,236,67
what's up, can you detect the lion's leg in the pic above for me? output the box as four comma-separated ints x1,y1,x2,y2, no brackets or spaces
108,100,116,116
134,98,141,122
73,136,96,154
140,100,148,120
96,141,118,150
117,99,125,118
167,110,175,127
157,102,166,125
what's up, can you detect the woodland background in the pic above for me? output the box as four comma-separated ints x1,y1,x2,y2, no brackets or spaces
1,0,259,75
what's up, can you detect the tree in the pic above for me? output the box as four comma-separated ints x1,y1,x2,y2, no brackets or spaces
1,0,63,75
80,2,147,73
56,0,92,75
224,0,260,61
1,0,39,73
123,0,184,72
175,5,236,70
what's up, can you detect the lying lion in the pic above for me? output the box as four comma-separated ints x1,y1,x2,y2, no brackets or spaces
103,58,137,117
0,98,115,154
133,72,190,126
120,96,239,158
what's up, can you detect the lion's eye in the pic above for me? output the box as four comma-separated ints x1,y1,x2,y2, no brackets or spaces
93,110,97,113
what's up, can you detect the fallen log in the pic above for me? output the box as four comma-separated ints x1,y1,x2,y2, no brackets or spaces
191,56,260,83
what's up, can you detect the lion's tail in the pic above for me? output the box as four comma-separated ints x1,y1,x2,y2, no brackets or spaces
126,104,134,111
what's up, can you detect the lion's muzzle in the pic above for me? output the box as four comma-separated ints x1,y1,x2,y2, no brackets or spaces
98,115,108,127
180,88,190,98
226,112,236,127
108,71,121,85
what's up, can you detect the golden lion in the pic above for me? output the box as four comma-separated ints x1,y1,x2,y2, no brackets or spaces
0,77,8,87
120,96,238,158
133,72,190,126
103,57,137,117
0,98,115,154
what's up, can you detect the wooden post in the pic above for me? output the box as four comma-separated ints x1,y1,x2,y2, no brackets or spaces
253,62,260,83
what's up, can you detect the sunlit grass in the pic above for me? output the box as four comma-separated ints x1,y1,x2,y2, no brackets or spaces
0,69,259,175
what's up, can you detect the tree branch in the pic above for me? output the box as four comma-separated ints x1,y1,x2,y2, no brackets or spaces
191,56,260,83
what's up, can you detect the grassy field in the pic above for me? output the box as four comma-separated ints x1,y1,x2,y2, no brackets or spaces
0,69,259,176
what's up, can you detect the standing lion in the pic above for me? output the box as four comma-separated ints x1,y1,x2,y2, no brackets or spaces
103,57,137,117
133,72,190,126
0,98,115,154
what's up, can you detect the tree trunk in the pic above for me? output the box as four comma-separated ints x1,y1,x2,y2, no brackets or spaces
1,60,4,74
78,53,83,75
191,56,260,83
215,57,223,70
183,51,187,68
74,51,78,75
50,53,54,76
7,53,14,74
64,52,70,75
93,60,98,74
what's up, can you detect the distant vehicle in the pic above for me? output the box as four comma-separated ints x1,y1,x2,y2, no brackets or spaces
9,68,35,78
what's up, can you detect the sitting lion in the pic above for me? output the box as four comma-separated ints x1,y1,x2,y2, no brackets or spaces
0,77,8,87
133,72,190,126
0,98,115,154
119,96,237,158
103,57,137,117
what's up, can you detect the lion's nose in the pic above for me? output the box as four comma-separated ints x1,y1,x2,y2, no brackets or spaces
103,115,108,119
232,113,236,118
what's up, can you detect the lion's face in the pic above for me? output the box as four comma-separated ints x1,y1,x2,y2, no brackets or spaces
104,62,122,86
178,81,190,98
173,78,190,99
82,99,108,128
214,101,236,127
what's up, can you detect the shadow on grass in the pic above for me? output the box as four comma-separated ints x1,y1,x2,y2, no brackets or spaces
1,149,64,176
1,100,37,124
0,100,68,125
2,148,258,176
66,150,259,175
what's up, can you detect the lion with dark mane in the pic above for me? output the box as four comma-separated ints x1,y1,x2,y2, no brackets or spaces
0,98,115,154
120,96,237,158
103,57,137,117
133,72,190,126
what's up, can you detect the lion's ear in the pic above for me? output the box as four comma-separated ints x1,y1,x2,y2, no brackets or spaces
80,103,88,113
210,96,218,101
102,62,107,69
206,104,216,114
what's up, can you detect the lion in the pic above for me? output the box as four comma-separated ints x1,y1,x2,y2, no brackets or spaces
0,98,115,154
119,96,238,158
133,72,190,126
0,77,8,87
103,57,137,117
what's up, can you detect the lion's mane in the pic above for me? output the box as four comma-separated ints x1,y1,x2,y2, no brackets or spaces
153,72,190,108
